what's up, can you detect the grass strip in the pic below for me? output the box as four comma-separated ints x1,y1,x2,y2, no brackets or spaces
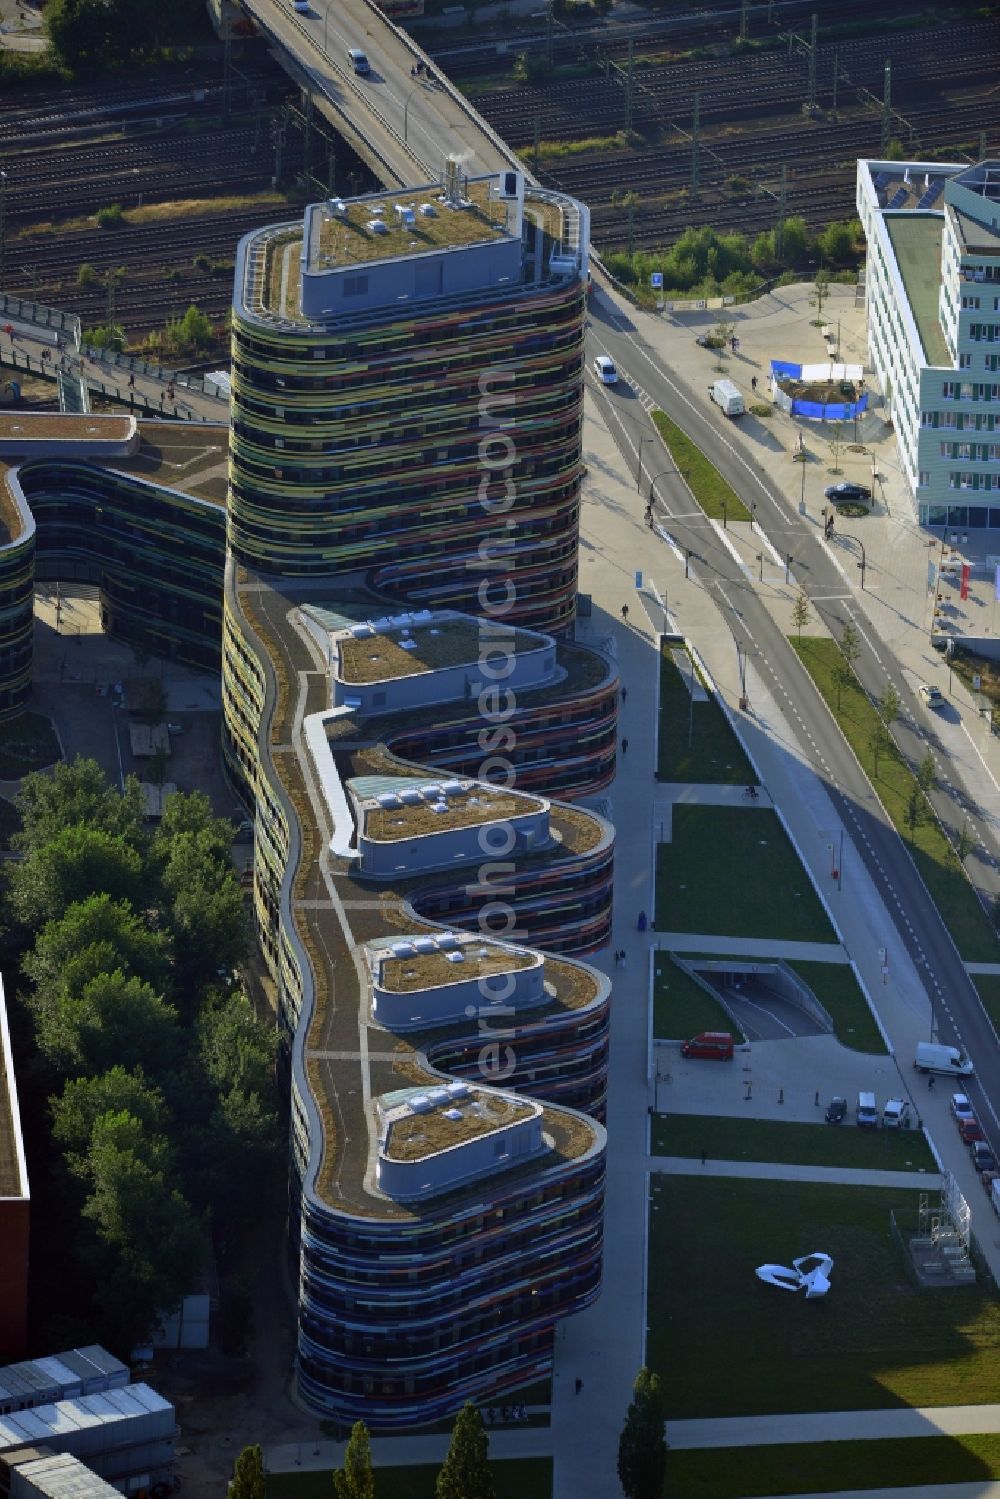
651,1113,935,1171
651,409,751,522
648,1174,1000,1419
655,805,835,942
972,973,1000,1032
666,1434,1000,1498
791,638,998,961
269,1459,551,1499
652,954,745,1041
657,645,752,782
788,958,886,1053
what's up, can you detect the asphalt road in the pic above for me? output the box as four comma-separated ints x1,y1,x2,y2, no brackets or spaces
584,298,1000,1146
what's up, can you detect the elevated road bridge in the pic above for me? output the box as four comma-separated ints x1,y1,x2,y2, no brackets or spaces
233,0,514,185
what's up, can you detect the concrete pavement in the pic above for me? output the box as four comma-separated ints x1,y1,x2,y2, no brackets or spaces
650,1156,940,1189
668,1403,1000,1450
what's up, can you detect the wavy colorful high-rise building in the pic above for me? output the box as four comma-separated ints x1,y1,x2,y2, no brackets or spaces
0,165,614,1429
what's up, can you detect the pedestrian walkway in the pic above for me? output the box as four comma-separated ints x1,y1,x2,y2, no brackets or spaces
648,1154,940,1190
966,962,1000,975
0,319,226,423
668,1403,1000,1450
653,932,848,961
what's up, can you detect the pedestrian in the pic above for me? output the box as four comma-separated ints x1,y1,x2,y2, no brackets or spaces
621,686,628,704
751,375,758,392
637,910,647,932
621,737,629,755
745,1081,752,1100
621,604,629,623
778,1087,784,1104
700,1148,706,1165
928,1074,936,1090
575,1378,583,1395
128,374,135,389
730,335,737,353
814,1089,820,1107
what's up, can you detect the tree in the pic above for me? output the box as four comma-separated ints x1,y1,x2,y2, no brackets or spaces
904,784,924,842
916,749,936,795
778,215,808,266
819,219,857,265
31,969,178,1079
810,268,831,324
956,822,976,866
840,621,861,671
436,1402,494,1499
16,758,145,855
868,717,892,776
80,1113,206,1348
879,683,900,728
229,1445,266,1499
333,1422,375,1499
792,588,810,641
25,894,171,1001
10,826,145,932
618,1366,668,1499
159,833,247,996
51,1067,168,1168
153,789,235,868
827,421,845,474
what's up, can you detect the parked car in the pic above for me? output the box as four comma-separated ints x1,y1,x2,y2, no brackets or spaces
918,683,945,708
825,1095,847,1124
593,355,618,386
951,1093,975,1124
959,1116,985,1144
981,1168,1000,1197
824,481,872,504
971,1140,997,1172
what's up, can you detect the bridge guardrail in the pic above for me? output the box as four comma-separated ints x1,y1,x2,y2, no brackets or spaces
0,346,221,423
242,0,419,184
1,293,81,350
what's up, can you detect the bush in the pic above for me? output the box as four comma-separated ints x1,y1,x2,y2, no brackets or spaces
192,252,211,272
512,50,549,83
95,204,125,229
749,402,772,417
77,264,97,287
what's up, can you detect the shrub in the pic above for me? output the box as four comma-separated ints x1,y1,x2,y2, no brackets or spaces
512,50,549,83
77,264,97,288
95,204,125,229
192,252,211,272
749,402,772,417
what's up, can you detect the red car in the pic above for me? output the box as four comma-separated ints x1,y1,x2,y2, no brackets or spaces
959,1117,985,1145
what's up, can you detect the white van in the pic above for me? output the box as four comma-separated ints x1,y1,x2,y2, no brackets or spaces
883,1098,910,1129
856,1091,878,1128
710,378,744,418
914,1041,973,1076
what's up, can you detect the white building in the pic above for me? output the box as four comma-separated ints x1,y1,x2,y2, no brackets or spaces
857,158,1000,527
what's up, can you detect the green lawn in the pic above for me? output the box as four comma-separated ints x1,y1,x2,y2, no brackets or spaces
651,409,751,522
0,711,61,780
647,1175,1000,1419
655,805,835,942
789,959,887,1053
792,638,998,962
650,1114,936,1171
652,954,745,1041
657,646,752,783
666,1434,1000,1498
973,973,1000,1031
268,1458,551,1499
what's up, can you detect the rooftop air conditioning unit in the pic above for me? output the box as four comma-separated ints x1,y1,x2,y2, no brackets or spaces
419,203,437,217
368,219,388,235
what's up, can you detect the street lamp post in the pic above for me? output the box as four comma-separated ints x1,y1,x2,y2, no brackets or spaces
404,86,418,144
650,467,671,509
323,1,330,55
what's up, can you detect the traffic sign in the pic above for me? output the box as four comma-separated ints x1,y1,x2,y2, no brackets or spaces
650,272,663,288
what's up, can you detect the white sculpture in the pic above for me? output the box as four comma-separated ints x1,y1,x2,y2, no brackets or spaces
755,1252,833,1300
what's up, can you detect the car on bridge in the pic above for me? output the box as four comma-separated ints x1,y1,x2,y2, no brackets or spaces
348,48,371,75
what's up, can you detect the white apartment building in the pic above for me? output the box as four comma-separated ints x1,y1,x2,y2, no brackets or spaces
857,158,1000,528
